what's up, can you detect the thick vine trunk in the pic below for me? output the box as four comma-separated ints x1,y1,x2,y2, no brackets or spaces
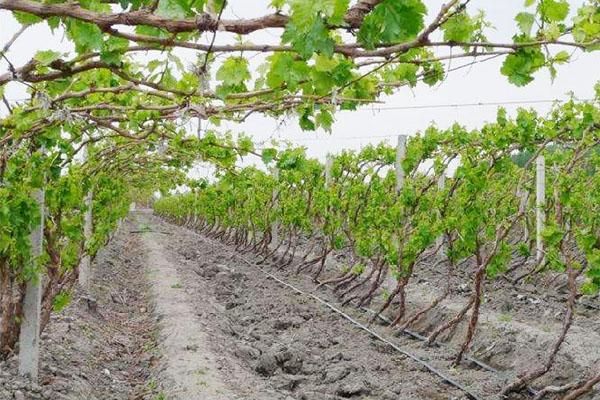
453,265,486,365
426,297,474,346
560,372,600,400
502,264,577,395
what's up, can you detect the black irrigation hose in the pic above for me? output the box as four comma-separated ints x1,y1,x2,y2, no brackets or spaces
352,305,540,398
163,216,539,399
219,244,484,400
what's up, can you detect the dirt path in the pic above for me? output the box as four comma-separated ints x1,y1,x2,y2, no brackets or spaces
137,214,236,400
134,210,477,400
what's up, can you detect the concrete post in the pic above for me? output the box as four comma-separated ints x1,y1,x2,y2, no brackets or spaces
436,172,446,256
271,168,279,247
18,186,45,381
536,155,545,262
395,135,407,194
79,189,93,289
325,154,333,187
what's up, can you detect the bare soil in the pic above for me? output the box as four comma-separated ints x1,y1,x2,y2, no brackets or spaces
2,211,598,400
0,218,161,400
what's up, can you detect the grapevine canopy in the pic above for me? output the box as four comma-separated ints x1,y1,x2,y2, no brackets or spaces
0,0,599,188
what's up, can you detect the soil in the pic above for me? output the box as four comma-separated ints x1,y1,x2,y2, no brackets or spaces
137,210,471,400
2,210,598,400
0,218,161,400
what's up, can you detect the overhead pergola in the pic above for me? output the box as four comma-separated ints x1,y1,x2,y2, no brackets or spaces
0,0,598,144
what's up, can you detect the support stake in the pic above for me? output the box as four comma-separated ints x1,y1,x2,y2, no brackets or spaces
536,155,545,262
271,167,279,247
325,154,333,188
18,186,45,381
436,172,446,256
395,135,407,193
79,189,93,289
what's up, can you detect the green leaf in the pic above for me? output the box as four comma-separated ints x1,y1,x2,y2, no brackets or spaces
216,57,251,86
538,0,569,22
442,12,476,43
542,22,562,40
266,53,309,90
13,11,43,25
314,54,339,72
135,25,170,39
422,61,444,86
261,148,278,164
553,50,570,63
330,0,350,25
357,0,426,49
287,0,348,27
542,224,564,246
65,19,104,53
515,12,536,36
299,108,316,131
282,18,335,59
46,17,60,31
34,50,62,66
215,57,251,98
316,109,334,132
156,0,192,18
100,37,129,66
271,0,285,10
501,47,546,86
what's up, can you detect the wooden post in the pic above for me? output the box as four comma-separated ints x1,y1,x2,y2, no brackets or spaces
271,167,279,247
395,135,407,193
78,189,93,289
436,172,446,256
536,155,545,262
325,154,333,187
18,186,45,381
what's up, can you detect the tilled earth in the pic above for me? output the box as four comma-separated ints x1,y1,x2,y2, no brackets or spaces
149,211,599,400
144,211,477,400
0,219,161,400
3,211,597,400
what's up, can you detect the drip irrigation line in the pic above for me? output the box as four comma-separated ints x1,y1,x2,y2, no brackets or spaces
320,283,540,397
171,218,542,399
259,269,485,400
199,235,484,400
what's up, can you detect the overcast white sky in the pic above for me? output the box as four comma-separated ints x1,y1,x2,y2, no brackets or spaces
1,0,599,168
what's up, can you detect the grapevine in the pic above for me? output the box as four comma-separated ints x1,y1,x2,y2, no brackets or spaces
156,97,600,398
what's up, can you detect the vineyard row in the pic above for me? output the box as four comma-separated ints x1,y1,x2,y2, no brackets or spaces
155,98,600,399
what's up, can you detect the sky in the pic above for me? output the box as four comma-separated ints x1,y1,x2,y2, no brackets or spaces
1,0,599,172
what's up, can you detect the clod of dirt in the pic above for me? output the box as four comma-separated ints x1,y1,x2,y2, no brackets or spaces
234,344,261,361
256,354,279,376
321,366,351,383
280,353,303,375
328,351,351,362
271,374,306,391
196,264,223,278
272,317,303,331
336,380,371,397
298,391,337,400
